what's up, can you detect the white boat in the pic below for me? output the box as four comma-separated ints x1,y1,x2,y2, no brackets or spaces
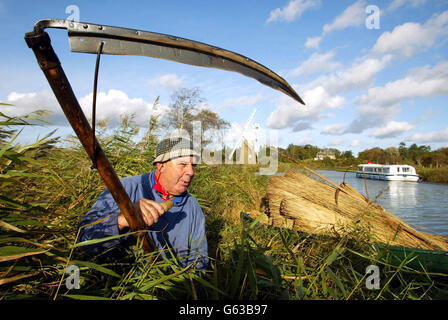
356,164,420,182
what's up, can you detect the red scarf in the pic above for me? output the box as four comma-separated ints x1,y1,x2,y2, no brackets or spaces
153,173,170,201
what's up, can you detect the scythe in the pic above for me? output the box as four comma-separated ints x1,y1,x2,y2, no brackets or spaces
24,19,304,253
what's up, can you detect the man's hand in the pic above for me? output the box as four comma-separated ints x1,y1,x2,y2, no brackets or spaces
117,199,165,230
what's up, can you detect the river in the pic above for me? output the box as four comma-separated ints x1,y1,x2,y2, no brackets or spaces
314,170,448,237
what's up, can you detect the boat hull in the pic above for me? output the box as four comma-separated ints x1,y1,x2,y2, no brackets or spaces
355,172,420,182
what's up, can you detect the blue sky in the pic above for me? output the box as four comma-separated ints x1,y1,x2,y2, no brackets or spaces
1,0,448,155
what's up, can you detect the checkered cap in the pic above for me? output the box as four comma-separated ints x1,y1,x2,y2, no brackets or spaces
153,136,200,164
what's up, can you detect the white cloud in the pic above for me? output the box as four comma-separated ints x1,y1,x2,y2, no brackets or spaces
372,10,448,58
322,0,366,34
3,89,165,128
266,86,344,129
300,86,345,111
356,61,448,107
345,103,401,134
266,0,320,23
328,138,344,146
147,73,184,90
282,53,391,134
371,121,415,138
304,0,366,50
267,52,387,132
321,123,346,135
78,89,165,127
222,94,264,108
289,51,342,77
347,60,448,135
386,0,427,13
406,127,448,143
292,121,312,132
351,139,361,147
297,137,313,145
304,36,322,49
310,54,392,95
3,90,63,124
281,53,391,134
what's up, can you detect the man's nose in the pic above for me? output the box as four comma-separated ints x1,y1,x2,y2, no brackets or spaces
184,164,195,176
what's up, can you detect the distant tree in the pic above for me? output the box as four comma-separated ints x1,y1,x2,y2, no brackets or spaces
398,142,408,160
418,152,433,168
341,150,354,159
303,144,319,159
436,148,448,166
358,147,384,163
438,147,448,157
162,87,229,144
163,87,204,133
286,144,296,159
193,109,229,146
384,147,401,164
431,150,448,168
407,143,431,165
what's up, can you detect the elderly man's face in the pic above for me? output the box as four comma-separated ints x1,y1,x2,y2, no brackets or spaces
157,156,197,196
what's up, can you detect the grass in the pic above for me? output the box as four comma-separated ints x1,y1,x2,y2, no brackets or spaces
1,110,448,300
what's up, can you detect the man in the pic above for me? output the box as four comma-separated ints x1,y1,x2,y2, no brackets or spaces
77,135,209,271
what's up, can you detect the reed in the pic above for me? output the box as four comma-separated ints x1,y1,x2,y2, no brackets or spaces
266,170,448,251
417,166,448,183
1,110,448,300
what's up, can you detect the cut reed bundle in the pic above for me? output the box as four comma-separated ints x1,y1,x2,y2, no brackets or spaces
266,170,448,251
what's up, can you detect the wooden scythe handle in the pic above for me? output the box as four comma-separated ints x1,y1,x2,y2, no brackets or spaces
24,31,157,253
160,199,174,213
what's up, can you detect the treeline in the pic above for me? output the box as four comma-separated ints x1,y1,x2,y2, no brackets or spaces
359,143,448,168
279,142,448,169
279,143,355,163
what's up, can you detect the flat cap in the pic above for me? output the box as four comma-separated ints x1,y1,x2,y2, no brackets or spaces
153,135,200,164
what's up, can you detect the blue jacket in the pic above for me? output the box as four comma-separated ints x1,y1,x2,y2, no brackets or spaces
77,170,209,270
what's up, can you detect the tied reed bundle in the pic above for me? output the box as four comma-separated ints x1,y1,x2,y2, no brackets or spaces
266,170,448,251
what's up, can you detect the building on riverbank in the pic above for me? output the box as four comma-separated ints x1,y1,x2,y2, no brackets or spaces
314,149,336,161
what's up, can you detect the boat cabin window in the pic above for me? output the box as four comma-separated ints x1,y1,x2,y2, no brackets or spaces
397,167,400,172
402,167,410,173
383,168,390,173
358,166,363,172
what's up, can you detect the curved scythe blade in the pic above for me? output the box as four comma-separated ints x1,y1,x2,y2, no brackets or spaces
33,19,305,105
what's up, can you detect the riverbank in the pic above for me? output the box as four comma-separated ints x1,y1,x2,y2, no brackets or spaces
415,166,448,183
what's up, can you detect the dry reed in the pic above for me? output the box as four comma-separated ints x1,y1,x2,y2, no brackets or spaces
266,170,448,251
